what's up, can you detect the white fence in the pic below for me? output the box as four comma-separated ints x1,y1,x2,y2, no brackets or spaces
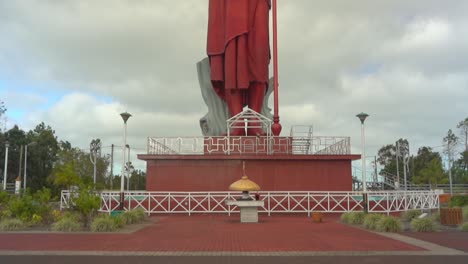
147,136,351,155
60,190,439,216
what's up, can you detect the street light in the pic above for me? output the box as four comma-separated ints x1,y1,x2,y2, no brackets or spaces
356,112,369,192
126,144,131,191
23,141,37,190
3,141,9,191
120,112,131,209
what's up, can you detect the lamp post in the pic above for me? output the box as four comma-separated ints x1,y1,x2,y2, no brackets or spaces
356,113,369,192
3,141,9,191
120,112,131,209
23,141,37,190
126,144,130,191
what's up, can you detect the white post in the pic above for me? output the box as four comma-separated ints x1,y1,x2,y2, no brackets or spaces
448,143,453,195
24,145,28,190
396,142,400,190
356,113,369,193
361,122,367,192
121,123,127,193
120,112,131,210
3,142,9,191
126,145,130,191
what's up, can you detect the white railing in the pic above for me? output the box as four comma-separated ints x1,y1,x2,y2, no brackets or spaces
60,190,439,216
147,136,351,155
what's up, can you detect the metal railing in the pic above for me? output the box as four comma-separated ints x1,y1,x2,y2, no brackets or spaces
147,136,351,155
60,190,439,216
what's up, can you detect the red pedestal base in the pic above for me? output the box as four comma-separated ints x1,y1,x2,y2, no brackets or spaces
138,154,360,192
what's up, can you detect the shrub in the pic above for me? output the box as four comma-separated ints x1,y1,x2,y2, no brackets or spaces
377,216,402,233
0,191,9,206
410,218,438,232
120,210,138,225
463,206,468,221
449,195,468,207
363,214,383,230
113,215,125,228
431,211,440,222
0,219,25,231
340,212,352,224
133,208,147,222
52,216,81,232
348,212,366,225
7,188,53,224
71,186,101,227
461,222,468,232
402,210,422,222
91,215,117,232
8,194,35,222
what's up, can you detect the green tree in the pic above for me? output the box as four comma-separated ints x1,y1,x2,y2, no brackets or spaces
129,169,146,190
49,143,110,191
377,139,410,182
413,158,447,186
457,117,468,152
0,125,27,186
25,122,60,191
412,147,442,183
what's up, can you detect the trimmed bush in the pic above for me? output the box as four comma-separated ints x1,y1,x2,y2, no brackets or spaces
0,219,25,231
377,216,402,233
410,218,438,232
91,215,117,232
363,214,383,230
402,210,422,222
348,212,366,225
340,212,352,224
461,222,468,232
52,216,81,232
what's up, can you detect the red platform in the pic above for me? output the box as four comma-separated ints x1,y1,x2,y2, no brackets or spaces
139,152,360,192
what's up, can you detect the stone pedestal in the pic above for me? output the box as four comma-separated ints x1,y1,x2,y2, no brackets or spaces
226,200,264,223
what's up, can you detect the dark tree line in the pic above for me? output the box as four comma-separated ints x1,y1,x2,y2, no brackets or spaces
377,117,468,185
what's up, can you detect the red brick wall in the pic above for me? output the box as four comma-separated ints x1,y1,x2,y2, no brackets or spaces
145,157,354,191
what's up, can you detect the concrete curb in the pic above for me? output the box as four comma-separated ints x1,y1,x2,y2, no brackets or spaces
0,250,466,256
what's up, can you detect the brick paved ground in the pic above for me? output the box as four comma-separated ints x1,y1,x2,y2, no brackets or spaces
0,215,423,252
402,231,468,252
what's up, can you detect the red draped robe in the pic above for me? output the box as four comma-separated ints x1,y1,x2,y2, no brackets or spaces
207,0,271,104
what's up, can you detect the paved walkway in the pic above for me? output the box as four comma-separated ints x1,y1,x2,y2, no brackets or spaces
0,215,465,256
403,231,468,253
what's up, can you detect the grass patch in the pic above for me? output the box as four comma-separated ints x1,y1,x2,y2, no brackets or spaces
52,216,81,232
410,218,438,232
340,212,352,224
348,212,366,225
377,216,402,233
91,215,117,232
0,219,25,231
363,214,383,230
120,209,147,225
461,222,468,232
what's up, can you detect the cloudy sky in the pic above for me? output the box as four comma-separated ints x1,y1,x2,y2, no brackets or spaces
1,0,467,173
